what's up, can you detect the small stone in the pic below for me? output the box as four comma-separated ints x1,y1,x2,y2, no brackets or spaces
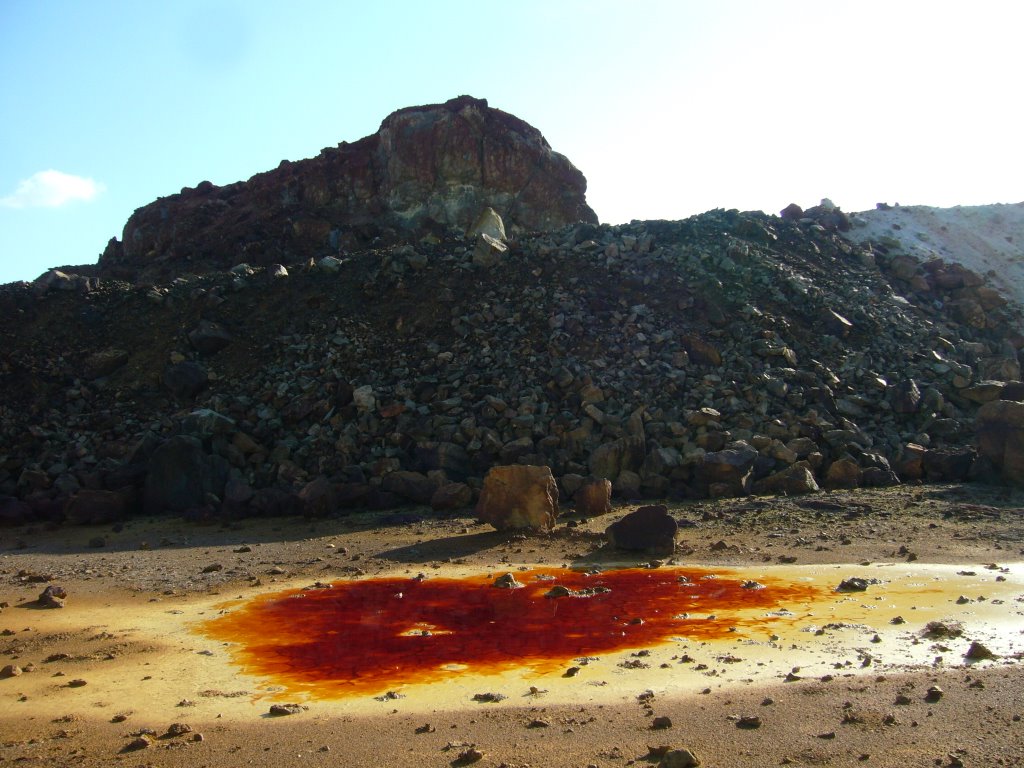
67,679,87,688
658,747,702,767
202,563,223,574
925,685,944,702
123,735,153,751
651,715,673,729
492,573,523,589
736,715,762,729
38,584,67,608
965,641,997,660
837,577,870,592
0,665,22,678
527,718,550,728
472,692,506,703
268,703,306,716
456,747,484,764
166,722,193,737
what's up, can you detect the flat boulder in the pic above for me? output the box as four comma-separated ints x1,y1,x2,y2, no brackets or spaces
475,465,559,532
605,504,677,555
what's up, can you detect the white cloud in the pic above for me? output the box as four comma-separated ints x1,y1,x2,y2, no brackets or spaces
0,170,105,209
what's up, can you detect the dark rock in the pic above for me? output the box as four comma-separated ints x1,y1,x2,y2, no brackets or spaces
188,320,232,355
976,399,1024,485
38,584,67,608
0,497,32,527
143,436,229,515
696,443,757,497
381,470,437,505
891,378,922,414
297,476,336,517
163,361,209,400
923,447,976,482
752,462,819,496
574,477,612,516
63,489,128,525
83,348,129,379
780,203,804,221
605,504,677,554
430,482,472,511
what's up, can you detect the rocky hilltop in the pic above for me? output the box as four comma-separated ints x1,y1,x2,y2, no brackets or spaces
2,100,1023,528
96,96,597,285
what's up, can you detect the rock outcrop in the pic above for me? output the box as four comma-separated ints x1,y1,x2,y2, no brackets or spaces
98,96,597,284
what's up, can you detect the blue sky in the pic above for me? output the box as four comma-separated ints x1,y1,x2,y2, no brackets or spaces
1,1,1021,284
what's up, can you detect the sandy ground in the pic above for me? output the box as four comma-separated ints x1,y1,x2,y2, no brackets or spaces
2,483,1023,767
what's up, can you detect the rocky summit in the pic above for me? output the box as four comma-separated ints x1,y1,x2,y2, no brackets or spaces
1,98,1023,528
96,96,597,285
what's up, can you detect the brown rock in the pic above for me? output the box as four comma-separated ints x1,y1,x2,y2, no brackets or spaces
752,461,819,496
977,399,1024,485
430,482,473,511
98,96,597,283
475,465,559,532
381,470,437,505
297,476,336,518
63,489,128,525
825,458,862,489
574,477,612,516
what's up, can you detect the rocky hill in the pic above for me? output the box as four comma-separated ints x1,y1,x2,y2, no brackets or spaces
96,96,597,285
1,100,1022,528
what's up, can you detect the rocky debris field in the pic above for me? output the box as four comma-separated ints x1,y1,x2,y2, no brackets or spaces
2,198,1024,529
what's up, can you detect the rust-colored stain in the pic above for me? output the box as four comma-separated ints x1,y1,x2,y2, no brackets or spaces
200,567,826,698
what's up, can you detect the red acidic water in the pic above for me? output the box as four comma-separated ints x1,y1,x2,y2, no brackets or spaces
200,567,825,698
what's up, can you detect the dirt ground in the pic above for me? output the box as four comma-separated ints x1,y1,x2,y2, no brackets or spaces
2,483,1023,767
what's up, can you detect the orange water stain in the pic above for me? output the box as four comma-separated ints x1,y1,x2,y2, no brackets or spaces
199,567,827,698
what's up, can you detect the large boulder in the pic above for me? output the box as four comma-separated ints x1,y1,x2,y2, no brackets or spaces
574,477,612,517
143,436,229,515
695,443,758,497
605,504,677,554
976,399,1024,485
475,465,559,532
98,96,597,283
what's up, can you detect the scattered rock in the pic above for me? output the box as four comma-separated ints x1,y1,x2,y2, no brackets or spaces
492,573,523,590
658,748,702,768
38,584,67,608
268,703,307,716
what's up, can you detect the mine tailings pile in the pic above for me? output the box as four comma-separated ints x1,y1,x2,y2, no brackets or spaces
1,96,1022,528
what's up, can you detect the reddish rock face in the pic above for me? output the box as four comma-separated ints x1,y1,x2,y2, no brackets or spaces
99,96,597,283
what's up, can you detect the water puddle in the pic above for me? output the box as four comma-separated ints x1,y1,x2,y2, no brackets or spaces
199,563,1024,703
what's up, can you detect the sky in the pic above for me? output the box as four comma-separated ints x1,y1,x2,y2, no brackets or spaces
1,0,1021,284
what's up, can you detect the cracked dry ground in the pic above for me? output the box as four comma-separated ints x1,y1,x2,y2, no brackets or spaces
1,483,1023,768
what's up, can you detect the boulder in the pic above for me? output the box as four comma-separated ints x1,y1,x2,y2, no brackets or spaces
188,320,232,354
475,465,559,532
163,361,209,400
573,477,612,517
752,462,819,496
696,443,758,497
923,447,976,482
430,482,473,511
143,436,229,515
825,458,862,489
297,476,336,517
63,489,129,525
588,437,645,481
381,470,437,505
976,399,1024,485
605,504,677,554
83,348,129,379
